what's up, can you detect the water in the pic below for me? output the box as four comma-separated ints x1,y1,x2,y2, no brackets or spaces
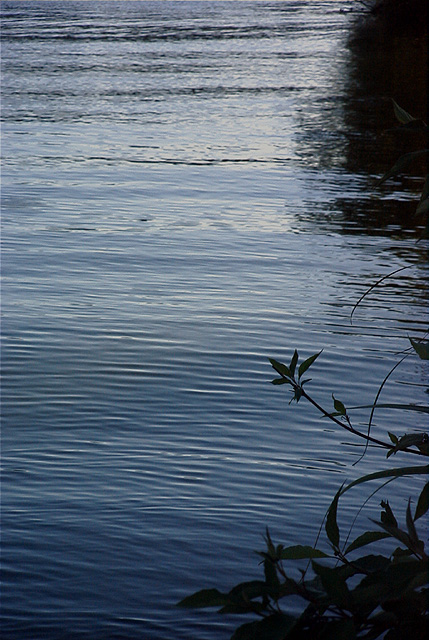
1,2,428,638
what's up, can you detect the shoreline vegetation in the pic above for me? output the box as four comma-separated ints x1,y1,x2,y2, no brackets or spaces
178,4,428,638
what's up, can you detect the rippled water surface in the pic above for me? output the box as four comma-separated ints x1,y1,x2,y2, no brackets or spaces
1,1,428,638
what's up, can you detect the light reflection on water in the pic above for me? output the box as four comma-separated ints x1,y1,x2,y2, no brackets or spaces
1,1,428,638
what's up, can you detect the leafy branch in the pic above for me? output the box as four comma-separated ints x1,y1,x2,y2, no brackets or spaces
179,348,428,639
269,351,428,459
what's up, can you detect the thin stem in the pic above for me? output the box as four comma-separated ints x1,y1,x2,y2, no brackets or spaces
350,265,411,324
291,381,426,457
353,353,409,465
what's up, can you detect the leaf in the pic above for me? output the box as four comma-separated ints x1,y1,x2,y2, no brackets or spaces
298,350,322,379
406,500,419,547
326,485,343,549
419,173,429,199
269,358,292,379
416,174,429,214
345,531,391,555
293,387,303,403
381,500,398,528
387,432,429,455
271,377,289,385
279,545,330,560
220,601,265,615
416,197,429,214
372,519,411,548
377,149,429,185
231,613,297,640
338,465,429,497
414,482,429,521
354,558,428,608
264,527,276,558
409,337,429,360
332,395,346,416
227,580,267,600
264,558,280,593
312,562,352,609
349,554,391,574
231,620,259,640
352,404,429,414
229,580,269,601
220,581,270,614
317,618,357,640
177,588,228,608
392,99,416,125
289,350,299,377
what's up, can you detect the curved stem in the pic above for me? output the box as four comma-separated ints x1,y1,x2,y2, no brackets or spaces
294,382,426,457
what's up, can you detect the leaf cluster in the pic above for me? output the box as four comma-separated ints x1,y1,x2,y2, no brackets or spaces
179,481,429,639
378,100,429,236
270,350,428,459
179,346,428,638
179,341,428,638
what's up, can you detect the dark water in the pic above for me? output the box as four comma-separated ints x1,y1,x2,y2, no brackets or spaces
1,2,428,638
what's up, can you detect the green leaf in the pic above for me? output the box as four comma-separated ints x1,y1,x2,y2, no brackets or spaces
332,395,346,416
326,485,343,549
416,174,429,214
406,500,419,546
312,562,352,609
381,500,398,528
350,554,391,574
289,350,299,377
264,558,280,595
392,99,416,125
372,519,411,549
414,482,429,521
387,432,429,455
345,531,391,555
271,377,289,385
338,465,429,497
279,545,330,560
298,350,322,379
377,150,429,185
269,358,292,379
388,432,399,444
279,576,302,598
293,387,303,403
317,618,357,640
231,620,259,640
416,197,429,214
229,580,270,602
220,600,265,615
352,404,429,414
409,337,429,360
355,558,428,603
177,588,228,608
231,613,297,640
264,527,276,557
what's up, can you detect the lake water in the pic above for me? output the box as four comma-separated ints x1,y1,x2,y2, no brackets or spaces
1,1,428,638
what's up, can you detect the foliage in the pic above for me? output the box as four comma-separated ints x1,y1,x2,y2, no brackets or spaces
378,100,429,237
179,351,428,639
356,0,429,36
178,103,429,638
